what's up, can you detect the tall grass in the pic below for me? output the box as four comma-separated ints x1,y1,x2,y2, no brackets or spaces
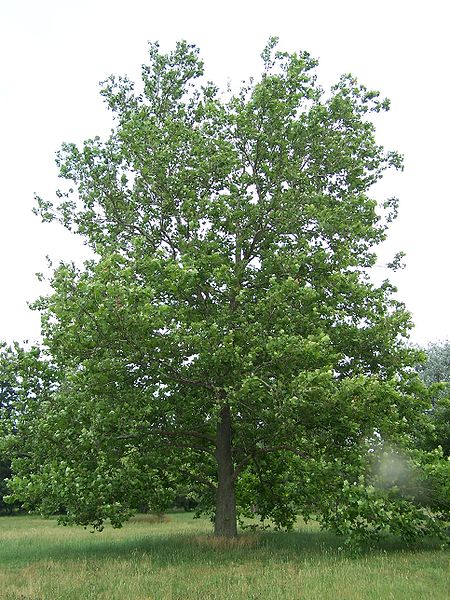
0,512,448,599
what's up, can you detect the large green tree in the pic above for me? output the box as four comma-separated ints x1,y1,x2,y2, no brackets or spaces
2,40,448,541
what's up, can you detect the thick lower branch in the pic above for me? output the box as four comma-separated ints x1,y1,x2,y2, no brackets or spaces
114,426,215,452
232,445,309,481
179,468,217,493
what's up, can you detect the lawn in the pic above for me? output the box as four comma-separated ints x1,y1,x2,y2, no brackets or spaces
0,512,448,599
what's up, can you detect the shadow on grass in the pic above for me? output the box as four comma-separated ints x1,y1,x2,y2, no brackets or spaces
1,517,443,569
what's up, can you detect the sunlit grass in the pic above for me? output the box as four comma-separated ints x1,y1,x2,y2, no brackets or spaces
0,512,448,599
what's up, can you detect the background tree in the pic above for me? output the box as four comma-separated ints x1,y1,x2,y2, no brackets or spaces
416,341,450,456
0,380,16,513
3,40,448,542
0,344,57,514
417,340,450,386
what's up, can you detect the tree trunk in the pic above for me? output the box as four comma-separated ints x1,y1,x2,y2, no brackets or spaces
214,403,237,537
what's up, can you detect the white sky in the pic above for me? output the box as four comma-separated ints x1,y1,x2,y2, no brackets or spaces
1,0,449,347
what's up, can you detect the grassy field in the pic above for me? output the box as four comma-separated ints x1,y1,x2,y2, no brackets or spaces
0,512,448,600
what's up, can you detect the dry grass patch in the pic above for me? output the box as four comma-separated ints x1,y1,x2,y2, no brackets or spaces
130,513,170,524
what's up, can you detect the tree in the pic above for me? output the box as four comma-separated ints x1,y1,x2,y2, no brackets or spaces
0,380,16,512
3,40,448,541
416,341,450,456
417,340,450,386
0,345,54,513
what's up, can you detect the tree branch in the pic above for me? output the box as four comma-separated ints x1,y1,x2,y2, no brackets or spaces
117,426,215,444
179,468,217,492
232,445,309,481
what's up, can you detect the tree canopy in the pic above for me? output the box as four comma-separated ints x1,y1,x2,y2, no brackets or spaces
1,39,448,542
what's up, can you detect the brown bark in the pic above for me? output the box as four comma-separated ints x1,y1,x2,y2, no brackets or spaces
214,403,238,537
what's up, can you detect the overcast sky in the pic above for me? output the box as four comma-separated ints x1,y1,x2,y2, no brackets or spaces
1,0,449,347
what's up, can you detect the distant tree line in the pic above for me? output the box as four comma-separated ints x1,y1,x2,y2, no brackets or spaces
416,341,450,456
0,381,20,513
1,342,449,517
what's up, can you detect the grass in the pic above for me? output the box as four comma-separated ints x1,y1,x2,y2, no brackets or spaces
0,512,448,599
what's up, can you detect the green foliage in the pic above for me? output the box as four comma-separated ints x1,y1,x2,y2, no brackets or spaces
2,40,448,544
0,457,12,513
416,341,450,456
0,379,18,512
417,341,450,385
